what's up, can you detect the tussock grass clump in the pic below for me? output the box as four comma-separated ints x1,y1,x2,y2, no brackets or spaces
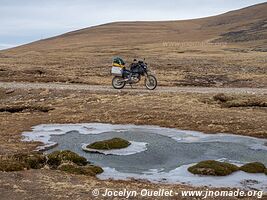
213,93,267,108
0,153,46,172
0,159,28,172
47,150,88,168
11,153,46,169
240,162,266,173
188,160,239,176
57,162,103,176
87,138,131,150
0,150,103,177
23,68,46,76
213,93,233,102
224,99,267,108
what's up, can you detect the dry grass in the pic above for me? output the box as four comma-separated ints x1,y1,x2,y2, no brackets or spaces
2,169,252,200
0,44,266,87
0,105,53,113
0,88,266,155
212,93,267,108
0,3,266,87
0,4,266,199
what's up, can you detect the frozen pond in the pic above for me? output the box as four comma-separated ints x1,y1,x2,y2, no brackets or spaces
22,123,267,191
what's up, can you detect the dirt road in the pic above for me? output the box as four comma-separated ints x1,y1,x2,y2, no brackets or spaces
1,82,267,94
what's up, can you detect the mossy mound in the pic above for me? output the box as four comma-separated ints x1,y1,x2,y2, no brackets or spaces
87,138,131,150
57,162,103,176
264,168,267,175
11,153,46,169
0,153,46,172
0,151,102,177
0,159,28,172
240,162,266,173
86,165,104,174
188,160,239,176
47,150,88,168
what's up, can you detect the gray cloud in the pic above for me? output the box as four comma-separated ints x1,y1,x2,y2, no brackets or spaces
0,0,266,49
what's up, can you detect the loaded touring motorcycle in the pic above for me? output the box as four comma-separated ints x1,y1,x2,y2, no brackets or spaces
111,57,157,90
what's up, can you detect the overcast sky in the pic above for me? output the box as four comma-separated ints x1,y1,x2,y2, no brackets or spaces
0,0,266,49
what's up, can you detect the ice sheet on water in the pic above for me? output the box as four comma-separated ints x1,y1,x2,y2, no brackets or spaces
22,123,267,190
98,163,267,191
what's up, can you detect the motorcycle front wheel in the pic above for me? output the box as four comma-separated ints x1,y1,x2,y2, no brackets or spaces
112,76,126,89
145,75,157,90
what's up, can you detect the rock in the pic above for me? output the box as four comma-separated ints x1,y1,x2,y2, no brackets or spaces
188,160,239,176
86,137,131,150
240,162,266,173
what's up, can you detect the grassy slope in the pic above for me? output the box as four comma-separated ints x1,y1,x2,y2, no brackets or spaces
0,3,266,87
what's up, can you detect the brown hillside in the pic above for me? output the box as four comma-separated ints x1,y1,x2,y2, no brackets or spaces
0,3,266,87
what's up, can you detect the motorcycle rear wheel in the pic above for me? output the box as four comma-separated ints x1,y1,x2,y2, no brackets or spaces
112,76,126,89
145,75,157,90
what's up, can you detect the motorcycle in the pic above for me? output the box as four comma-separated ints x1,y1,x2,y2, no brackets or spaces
111,59,157,90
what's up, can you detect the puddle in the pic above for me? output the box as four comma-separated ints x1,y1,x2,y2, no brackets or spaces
22,123,267,191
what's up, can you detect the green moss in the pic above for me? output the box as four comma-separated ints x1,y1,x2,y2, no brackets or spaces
85,165,104,174
47,150,88,168
0,151,95,174
0,153,46,172
240,162,266,173
0,159,27,172
57,162,103,176
11,153,46,169
87,138,131,150
188,160,239,176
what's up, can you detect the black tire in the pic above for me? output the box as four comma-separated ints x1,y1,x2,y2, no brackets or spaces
112,76,126,89
145,75,157,90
